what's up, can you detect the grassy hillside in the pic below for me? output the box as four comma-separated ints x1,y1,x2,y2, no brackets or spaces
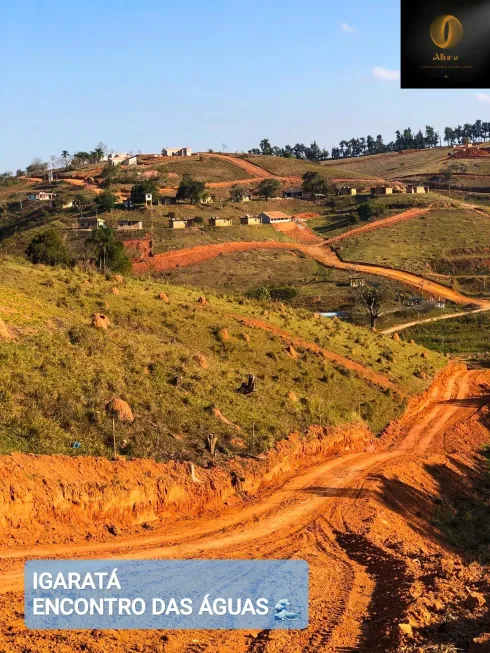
340,208,490,280
319,148,454,180
0,258,445,461
400,312,490,354
244,156,367,179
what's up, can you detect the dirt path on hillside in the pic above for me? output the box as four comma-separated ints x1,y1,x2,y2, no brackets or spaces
230,314,402,393
135,240,483,306
380,306,490,334
323,207,431,245
1,366,487,652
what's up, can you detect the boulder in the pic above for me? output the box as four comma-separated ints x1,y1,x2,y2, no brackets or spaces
111,287,119,295
106,398,134,423
287,391,298,402
157,292,170,303
113,275,124,284
242,333,250,342
421,351,429,359
91,313,110,330
196,296,207,305
392,333,401,342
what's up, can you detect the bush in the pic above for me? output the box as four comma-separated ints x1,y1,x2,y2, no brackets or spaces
26,230,72,267
246,285,299,302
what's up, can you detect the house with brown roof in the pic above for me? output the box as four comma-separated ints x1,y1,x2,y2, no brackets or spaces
259,211,291,224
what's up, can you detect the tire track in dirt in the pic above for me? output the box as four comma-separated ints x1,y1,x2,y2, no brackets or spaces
0,367,486,653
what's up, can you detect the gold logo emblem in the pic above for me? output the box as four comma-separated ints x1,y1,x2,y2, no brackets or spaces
430,14,464,49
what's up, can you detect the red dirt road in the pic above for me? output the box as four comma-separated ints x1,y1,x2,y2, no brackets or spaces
1,366,488,651
134,240,482,306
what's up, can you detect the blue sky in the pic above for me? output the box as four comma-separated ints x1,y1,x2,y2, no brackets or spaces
1,0,489,171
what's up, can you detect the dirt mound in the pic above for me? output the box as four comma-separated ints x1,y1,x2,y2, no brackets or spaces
91,313,110,329
111,286,119,295
106,398,134,423
157,291,170,303
195,353,208,368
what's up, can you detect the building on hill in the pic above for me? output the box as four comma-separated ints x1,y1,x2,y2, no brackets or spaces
259,211,291,224
371,186,393,196
338,186,357,196
240,215,261,225
108,153,137,166
407,185,429,194
169,217,194,229
283,187,304,199
349,276,365,288
159,196,177,205
162,147,192,157
78,217,106,230
209,217,233,227
116,220,143,231
27,191,56,201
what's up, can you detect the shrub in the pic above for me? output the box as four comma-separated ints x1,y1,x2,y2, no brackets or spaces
26,230,72,267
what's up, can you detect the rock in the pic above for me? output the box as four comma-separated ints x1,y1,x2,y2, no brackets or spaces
0,318,13,340
91,313,110,330
421,351,429,359
195,354,208,369
409,339,416,345
286,344,299,359
106,398,134,423
111,287,119,295
242,333,250,342
392,333,401,342
398,623,413,637
287,391,298,402
196,296,207,305
465,591,486,610
113,275,124,284
218,329,230,342
314,313,321,320
157,292,170,303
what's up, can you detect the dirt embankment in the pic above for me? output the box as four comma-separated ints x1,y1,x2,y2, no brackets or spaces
0,422,373,547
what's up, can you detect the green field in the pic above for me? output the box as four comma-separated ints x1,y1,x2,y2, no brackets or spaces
158,154,248,184
341,208,490,277
400,312,490,354
0,258,445,460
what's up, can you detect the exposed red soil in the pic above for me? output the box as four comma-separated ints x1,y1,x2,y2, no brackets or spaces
1,363,489,651
132,239,483,306
270,220,323,244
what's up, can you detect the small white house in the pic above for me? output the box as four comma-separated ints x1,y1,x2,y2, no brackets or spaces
78,217,106,230
108,153,137,166
259,211,291,224
162,147,192,157
116,220,143,231
240,215,261,225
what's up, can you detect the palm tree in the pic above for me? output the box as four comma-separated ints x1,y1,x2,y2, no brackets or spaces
61,151,70,167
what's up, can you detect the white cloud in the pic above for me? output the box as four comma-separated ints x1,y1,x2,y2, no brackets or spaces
477,92,490,104
372,66,400,82
340,23,355,33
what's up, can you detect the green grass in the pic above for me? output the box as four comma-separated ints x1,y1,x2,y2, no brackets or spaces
0,258,446,461
341,208,490,277
158,154,248,184
400,312,490,354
